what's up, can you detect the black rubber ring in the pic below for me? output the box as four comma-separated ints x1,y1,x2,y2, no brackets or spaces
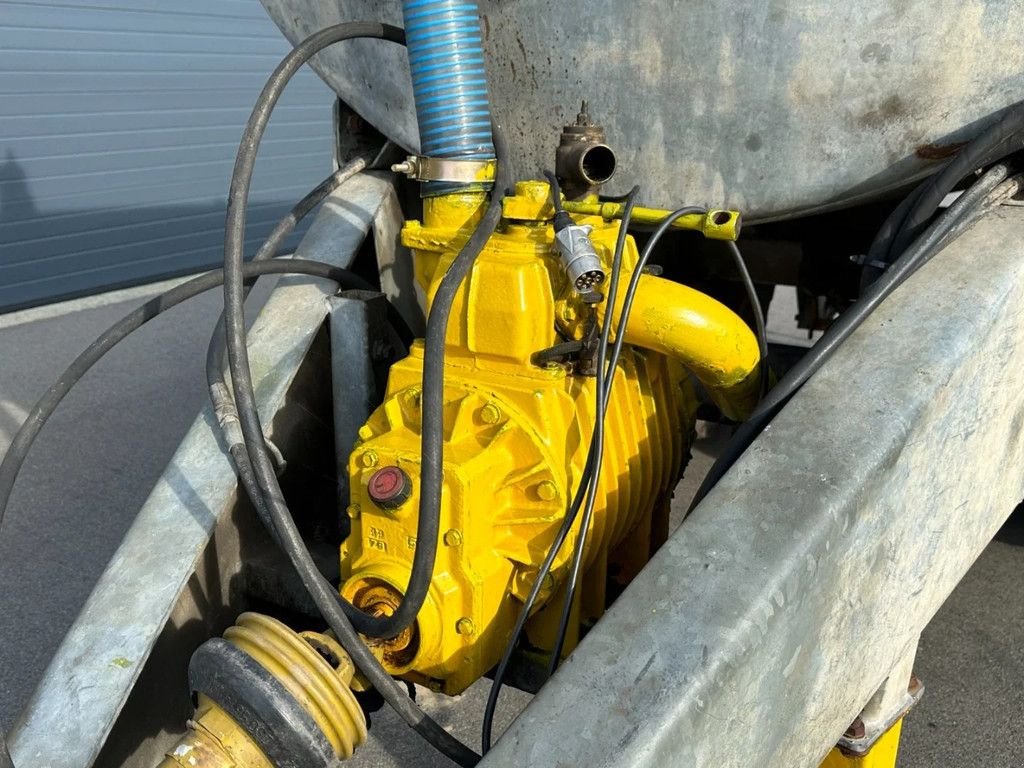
188,638,337,768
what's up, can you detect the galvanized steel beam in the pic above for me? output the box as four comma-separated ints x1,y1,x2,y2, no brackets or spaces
8,173,399,768
481,207,1024,766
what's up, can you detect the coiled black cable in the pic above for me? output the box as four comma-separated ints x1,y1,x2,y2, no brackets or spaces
219,22,418,639
214,20,518,765
219,19,508,650
0,257,473,766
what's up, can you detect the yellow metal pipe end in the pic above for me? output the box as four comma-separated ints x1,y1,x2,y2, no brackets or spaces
561,199,743,240
159,697,272,768
602,272,762,421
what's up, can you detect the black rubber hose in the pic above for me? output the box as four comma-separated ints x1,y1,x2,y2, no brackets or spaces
0,259,386,539
218,22,412,639
887,105,1024,260
687,165,1019,515
218,19,508,644
0,257,478,767
216,21,498,764
544,185,640,676
727,240,769,399
861,103,1024,289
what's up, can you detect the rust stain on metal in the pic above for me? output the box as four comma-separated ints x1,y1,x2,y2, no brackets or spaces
915,140,967,160
857,95,906,129
515,33,527,60
843,716,866,740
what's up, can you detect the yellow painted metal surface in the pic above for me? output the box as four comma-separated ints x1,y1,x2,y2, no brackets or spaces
602,273,761,421
158,697,272,768
820,719,904,768
160,614,366,766
341,180,758,694
561,199,743,240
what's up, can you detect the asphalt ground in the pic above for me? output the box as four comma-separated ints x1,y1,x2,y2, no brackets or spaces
0,281,1020,767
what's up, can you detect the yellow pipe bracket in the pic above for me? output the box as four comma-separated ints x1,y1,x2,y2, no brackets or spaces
562,200,742,240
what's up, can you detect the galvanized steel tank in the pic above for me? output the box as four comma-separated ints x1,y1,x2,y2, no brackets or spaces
260,0,1024,221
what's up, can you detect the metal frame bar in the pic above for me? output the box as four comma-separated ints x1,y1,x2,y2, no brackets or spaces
481,208,1024,767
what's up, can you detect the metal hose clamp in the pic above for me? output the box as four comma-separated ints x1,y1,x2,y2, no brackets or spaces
391,155,497,184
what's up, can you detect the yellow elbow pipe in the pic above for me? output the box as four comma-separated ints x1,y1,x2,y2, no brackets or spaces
602,273,762,421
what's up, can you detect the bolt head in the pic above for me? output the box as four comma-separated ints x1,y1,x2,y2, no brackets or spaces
479,403,502,424
443,529,463,547
536,480,558,501
456,618,475,636
360,450,378,468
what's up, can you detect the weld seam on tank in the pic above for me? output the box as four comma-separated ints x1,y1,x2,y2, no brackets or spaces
402,0,495,195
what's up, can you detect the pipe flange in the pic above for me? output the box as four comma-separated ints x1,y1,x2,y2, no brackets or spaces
391,155,496,184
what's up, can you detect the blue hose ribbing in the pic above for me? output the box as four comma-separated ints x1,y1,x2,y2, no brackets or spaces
402,0,495,192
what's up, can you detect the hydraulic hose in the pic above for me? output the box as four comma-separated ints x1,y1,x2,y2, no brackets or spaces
0,258,473,768
861,102,1024,289
689,164,1021,514
221,14,504,647
205,158,413,459
403,0,496,195
887,104,1024,258
216,21,490,765
219,22,417,640
0,258,388,541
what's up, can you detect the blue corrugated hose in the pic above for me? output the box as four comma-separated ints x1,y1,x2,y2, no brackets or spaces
402,0,495,193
